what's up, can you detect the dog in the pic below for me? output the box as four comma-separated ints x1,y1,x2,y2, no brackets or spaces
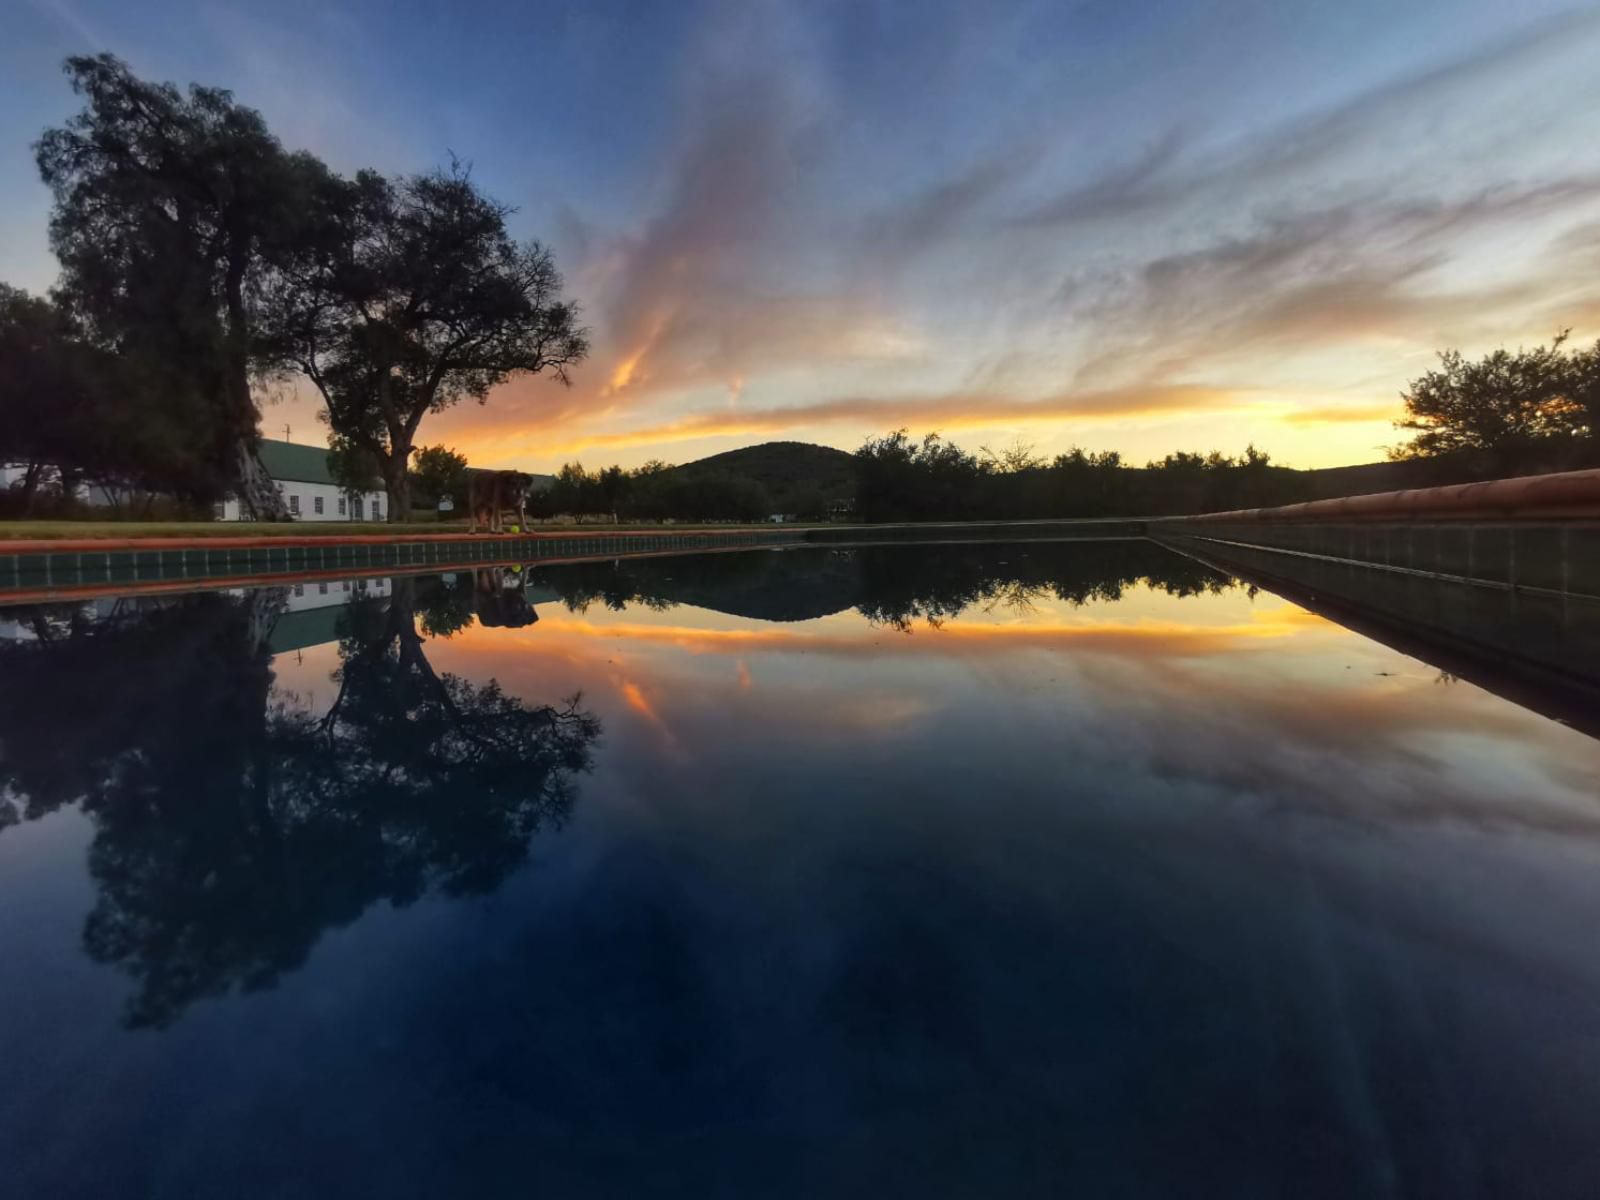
467,470,530,534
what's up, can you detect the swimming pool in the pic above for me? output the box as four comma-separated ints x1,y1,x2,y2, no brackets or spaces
2,539,1598,1196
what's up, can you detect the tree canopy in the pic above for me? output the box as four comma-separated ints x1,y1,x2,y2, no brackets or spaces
412,444,471,511
851,430,1305,522
0,284,220,513
1392,333,1600,466
275,162,589,520
34,53,333,516
529,459,776,523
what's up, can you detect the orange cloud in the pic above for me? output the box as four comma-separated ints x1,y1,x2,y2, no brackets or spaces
1281,401,1401,425
522,384,1252,458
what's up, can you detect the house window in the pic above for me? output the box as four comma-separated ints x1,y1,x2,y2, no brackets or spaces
341,581,350,592
318,582,328,595
213,502,226,520
374,501,383,520
338,495,347,516
313,496,324,515
288,494,300,516
293,584,304,597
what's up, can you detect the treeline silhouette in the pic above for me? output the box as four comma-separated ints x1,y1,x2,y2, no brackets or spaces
531,461,790,524
852,432,1309,523
0,582,598,1026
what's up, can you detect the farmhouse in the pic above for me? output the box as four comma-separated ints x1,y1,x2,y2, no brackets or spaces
218,439,388,522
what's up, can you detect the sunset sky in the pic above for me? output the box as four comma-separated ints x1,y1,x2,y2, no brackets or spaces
6,0,1600,472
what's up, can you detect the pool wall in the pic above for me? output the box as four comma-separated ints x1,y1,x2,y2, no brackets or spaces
0,527,808,601
1161,533,1600,737
1149,468,1600,599
804,518,1144,544
1150,468,1600,730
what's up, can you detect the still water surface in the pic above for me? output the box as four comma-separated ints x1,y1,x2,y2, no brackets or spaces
2,541,1599,1197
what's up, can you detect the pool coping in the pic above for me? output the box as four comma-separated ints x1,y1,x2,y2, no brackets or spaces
0,525,824,554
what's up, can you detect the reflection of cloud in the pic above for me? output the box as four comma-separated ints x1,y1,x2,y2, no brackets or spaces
1105,659,1600,837
528,612,1301,661
620,680,659,722
417,584,1598,839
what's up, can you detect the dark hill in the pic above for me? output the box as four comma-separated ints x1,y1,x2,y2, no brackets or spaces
665,441,856,512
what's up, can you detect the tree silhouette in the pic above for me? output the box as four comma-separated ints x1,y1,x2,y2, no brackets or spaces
1391,333,1599,468
35,54,334,516
272,162,588,520
851,429,1311,522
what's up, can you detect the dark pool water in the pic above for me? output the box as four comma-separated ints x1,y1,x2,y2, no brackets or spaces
3,540,1599,1198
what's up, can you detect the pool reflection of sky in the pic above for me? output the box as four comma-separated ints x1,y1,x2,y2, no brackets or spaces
5,544,1600,1197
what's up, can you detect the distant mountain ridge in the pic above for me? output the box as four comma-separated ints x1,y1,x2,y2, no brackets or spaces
661,441,857,511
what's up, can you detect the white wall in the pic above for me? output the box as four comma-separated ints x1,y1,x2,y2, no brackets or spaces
219,480,386,522
5,462,386,522
279,576,392,608
0,465,122,506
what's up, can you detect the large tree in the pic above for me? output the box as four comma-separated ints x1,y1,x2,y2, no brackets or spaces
0,284,91,507
0,283,217,512
35,54,329,517
277,163,588,520
1391,334,1591,464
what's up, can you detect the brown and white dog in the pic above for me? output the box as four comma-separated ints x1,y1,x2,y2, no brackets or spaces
466,470,530,534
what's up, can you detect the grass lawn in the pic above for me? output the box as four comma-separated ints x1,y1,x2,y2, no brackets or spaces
0,519,795,540
0,520,467,540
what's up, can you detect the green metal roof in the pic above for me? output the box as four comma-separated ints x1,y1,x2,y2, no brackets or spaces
257,439,339,486
267,603,351,654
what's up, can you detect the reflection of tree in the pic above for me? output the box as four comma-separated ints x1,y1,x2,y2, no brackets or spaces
852,541,1232,632
0,593,279,831
524,541,1226,630
533,557,687,615
0,581,597,1028
530,549,867,622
